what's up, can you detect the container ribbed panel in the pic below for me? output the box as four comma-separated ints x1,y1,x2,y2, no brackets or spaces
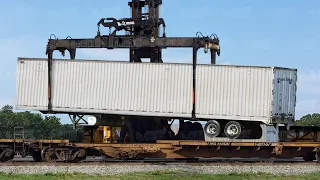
196,66,273,118
272,68,297,117
50,60,193,114
16,58,297,124
16,59,48,110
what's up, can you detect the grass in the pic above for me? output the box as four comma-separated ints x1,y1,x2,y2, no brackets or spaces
0,171,320,180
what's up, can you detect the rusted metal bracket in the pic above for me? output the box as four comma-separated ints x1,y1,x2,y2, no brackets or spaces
272,144,283,155
69,114,88,129
192,41,200,121
113,147,158,159
46,49,53,112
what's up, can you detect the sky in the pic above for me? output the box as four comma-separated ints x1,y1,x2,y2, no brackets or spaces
1,0,320,124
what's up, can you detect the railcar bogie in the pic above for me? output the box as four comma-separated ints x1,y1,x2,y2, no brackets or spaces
0,145,14,162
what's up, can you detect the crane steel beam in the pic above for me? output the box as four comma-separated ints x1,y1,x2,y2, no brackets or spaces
46,37,220,51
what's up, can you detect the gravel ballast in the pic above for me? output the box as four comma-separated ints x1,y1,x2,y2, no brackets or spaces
0,164,320,175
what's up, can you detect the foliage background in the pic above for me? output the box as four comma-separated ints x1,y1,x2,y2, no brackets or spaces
0,105,83,142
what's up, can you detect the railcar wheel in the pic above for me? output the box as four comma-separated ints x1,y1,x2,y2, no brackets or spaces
0,148,14,162
204,120,221,138
302,152,316,162
31,149,42,162
75,148,87,162
316,148,320,163
224,121,242,139
303,156,316,162
41,147,56,162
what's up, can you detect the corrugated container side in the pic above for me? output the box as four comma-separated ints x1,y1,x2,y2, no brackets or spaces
16,59,48,110
272,68,297,122
196,65,274,122
16,58,297,124
51,60,193,115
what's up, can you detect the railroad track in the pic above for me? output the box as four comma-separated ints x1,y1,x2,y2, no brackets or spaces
0,162,318,167
1,160,320,176
0,156,318,166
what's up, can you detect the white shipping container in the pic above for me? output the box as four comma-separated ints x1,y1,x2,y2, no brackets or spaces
16,58,297,124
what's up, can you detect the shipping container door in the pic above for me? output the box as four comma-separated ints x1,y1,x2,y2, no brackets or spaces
272,68,297,123
16,59,48,110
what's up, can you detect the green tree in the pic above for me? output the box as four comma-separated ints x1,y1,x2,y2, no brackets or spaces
293,113,320,127
1,105,13,113
0,104,64,139
0,104,86,141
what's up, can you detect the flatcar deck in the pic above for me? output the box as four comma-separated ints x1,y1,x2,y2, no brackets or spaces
1,139,320,163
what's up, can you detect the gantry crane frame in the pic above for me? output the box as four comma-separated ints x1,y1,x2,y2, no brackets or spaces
45,0,221,121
